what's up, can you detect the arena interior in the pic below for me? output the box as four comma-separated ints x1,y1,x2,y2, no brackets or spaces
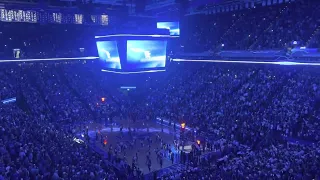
0,0,320,179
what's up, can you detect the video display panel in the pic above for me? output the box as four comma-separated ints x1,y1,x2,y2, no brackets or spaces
126,40,167,69
96,41,121,69
157,22,180,36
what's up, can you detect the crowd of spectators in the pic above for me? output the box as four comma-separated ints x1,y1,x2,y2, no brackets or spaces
1,59,320,179
0,67,16,100
0,63,119,179
0,22,102,59
1,0,320,59
182,0,320,52
138,63,320,179
0,0,320,178
308,27,320,48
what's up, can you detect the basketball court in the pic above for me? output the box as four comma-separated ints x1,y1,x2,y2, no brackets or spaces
80,117,181,175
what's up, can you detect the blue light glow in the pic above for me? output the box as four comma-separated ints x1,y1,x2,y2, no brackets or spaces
120,86,137,89
101,69,166,74
0,57,99,63
1,97,16,104
96,41,121,69
126,40,167,69
95,34,178,38
172,59,320,66
277,62,297,65
157,22,180,36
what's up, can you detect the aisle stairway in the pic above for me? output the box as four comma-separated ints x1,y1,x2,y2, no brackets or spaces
58,67,97,120
306,25,320,47
214,13,247,50
27,71,57,118
248,6,288,50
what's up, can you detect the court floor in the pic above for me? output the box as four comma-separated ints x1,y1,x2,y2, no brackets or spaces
82,118,181,175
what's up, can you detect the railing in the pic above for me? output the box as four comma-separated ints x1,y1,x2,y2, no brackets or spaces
306,25,320,47
215,13,246,50
248,5,288,50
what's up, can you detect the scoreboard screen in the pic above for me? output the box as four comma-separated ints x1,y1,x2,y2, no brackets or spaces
96,41,121,69
126,40,167,69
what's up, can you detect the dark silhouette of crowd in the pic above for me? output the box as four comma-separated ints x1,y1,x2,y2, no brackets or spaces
1,60,320,179
142,63,320,179
0,64,119,179
183,0,320,52
0,22,102,59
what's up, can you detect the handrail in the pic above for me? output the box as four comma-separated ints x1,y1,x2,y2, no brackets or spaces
248,5,288,50
306,25,320,47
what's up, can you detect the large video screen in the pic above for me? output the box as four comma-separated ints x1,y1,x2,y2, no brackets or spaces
157,22,180,36
96,41,121,69
126,40,167,69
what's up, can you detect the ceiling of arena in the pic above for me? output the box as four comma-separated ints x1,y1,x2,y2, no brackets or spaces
0,0,264,17
92,0,263,16
92,0,243,7
0,0,263,8
92,0,225,8
92,0,177,9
